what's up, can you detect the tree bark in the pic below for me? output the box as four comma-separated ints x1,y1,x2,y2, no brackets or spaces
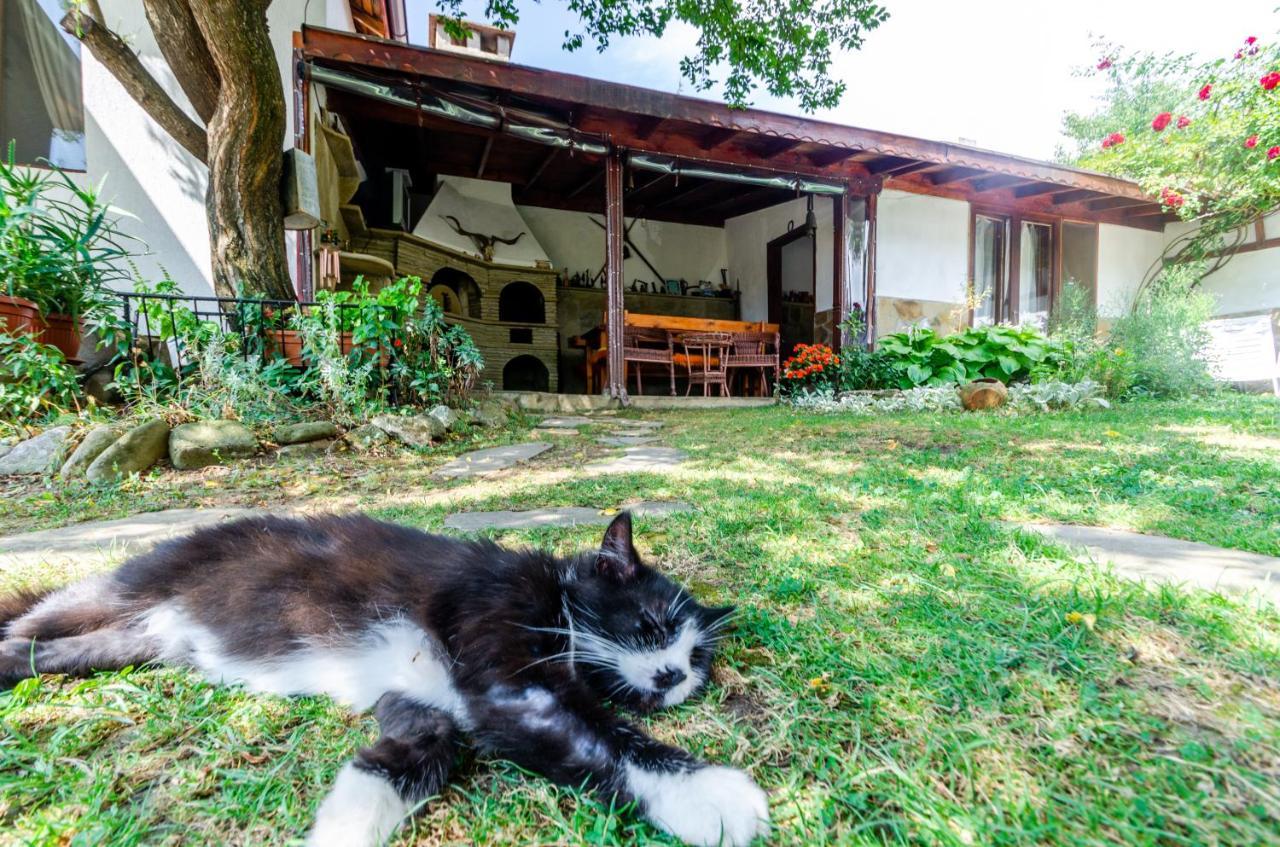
61,12,208,164
187,0,293,301
142,0,220,124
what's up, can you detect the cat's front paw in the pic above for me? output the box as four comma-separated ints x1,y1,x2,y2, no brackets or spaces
630,763,770,846
306,763,410,847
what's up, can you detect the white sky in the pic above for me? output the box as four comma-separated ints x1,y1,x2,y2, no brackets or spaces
405,0,1277,161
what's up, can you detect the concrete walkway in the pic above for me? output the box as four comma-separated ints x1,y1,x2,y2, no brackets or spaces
445,501,691,531
0,507,265,572
1020,522,1280,606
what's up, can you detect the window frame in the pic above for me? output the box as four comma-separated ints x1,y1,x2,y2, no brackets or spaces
968,205,1099,326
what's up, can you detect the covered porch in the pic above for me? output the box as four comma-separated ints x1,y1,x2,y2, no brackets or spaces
293,26,1169,401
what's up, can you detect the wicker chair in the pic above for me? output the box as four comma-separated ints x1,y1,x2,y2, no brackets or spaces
622,325,676,395
725,330,781,397
678,332,732,397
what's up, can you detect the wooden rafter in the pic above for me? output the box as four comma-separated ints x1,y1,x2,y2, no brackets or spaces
808,147,857,167
698,126,738,151
969,174,1027,193
755,137,805,159
566,169,604,199
1084,195,1151,212
633,115,665,140
928,166,985,186
864,155,917,174
1013,182,1061,198
475,134,494,178
519,148,558,193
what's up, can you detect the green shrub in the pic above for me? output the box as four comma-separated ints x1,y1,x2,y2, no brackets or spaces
877,325,1063,388
1108,264,1214,398
837,347,898,391
0,332,80,425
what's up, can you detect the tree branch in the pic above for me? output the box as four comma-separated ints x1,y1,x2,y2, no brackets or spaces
142,0,220,125
60,11,208,164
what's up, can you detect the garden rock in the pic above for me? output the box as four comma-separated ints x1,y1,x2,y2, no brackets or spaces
428,405,460,433
372,413,444,448
346,423,391,451
86,420,170,483
273,421,338,445
0,426,72,475
277,439,334,458
169,421,258,470
59,425,123,480
468,401,507,428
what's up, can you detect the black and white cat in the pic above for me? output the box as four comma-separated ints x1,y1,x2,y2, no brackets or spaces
0,511,769,846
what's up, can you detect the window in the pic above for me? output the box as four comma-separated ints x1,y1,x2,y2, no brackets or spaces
1,0,85,169
1019,222,1053,327
971,212,1101,326
971,214,1007,325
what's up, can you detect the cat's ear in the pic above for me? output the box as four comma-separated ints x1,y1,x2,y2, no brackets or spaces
596,511,639,583
700,604,736,630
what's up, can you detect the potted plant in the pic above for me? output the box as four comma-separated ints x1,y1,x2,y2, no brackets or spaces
0,145,134,360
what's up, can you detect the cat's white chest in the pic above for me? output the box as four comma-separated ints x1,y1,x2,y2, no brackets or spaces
140,605,469,720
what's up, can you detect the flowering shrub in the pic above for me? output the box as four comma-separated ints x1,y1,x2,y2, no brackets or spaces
780,343,840,395
1063,32,1280,272
0,331,80,426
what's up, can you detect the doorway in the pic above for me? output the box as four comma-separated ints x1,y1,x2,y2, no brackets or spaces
767,225,816,356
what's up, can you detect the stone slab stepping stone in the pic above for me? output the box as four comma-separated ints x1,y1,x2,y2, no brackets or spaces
586,446,687,474
606,420,665,431
445,501,692,531
533,428,580,438
1019,522,1280,606
434,442,553,479
0,507,266,573
537,416,595,429
597,435,660,446
274,421,338,445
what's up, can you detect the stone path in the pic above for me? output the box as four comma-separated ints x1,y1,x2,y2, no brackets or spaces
1020,522,1280,606
585,446,688,474
445,501,691,531
596,435,660,446
0,507,264,572
537,416,595,429
434,442,552,480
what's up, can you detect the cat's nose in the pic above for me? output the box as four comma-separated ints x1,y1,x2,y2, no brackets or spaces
652,667,687,691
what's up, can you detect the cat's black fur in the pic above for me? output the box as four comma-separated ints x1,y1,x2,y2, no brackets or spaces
0,511,769,847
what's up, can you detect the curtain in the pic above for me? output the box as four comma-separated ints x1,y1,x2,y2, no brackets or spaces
16,0,83,135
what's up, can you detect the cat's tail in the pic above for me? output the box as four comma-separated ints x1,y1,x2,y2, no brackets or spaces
0,587,54,636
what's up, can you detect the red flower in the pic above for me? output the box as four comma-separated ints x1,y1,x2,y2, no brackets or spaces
1101,132,1126,149
1151,112,1172,131
1245,135,1260,148
1176,115,1191,129
1097,57,1113,70
1246,36,1258,45
1262,72,1280,91
1159,187,1185,209
393,338,403,348
1269,146,1280,161
1198,84,1212,100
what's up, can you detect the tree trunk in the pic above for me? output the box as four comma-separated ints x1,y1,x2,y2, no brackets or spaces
189,0,293,301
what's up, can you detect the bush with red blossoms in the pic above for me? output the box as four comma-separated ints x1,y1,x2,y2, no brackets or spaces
1063,29,1280,272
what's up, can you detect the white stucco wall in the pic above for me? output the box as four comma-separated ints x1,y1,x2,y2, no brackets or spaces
1173,212,1280,317
1096,223,1165,316
874,189,970,303
521,205,727,290
725,196,834,322
85,0,340,297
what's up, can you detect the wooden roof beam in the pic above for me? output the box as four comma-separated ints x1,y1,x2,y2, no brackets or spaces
928,166,986,186
755,137,805,160
865,155,917,174
701,185,787,214
1013,182,1061,198
1051,188,1105,205
475,135,494,178
650,179,726,210
515,148,558,197
633,115,665,140
808,147,857,167
969,174,1028,193
1085,195,1154,212
566,169,604,199
698,126,738,151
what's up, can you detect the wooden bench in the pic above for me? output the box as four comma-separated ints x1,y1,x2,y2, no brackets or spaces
574,312,780,395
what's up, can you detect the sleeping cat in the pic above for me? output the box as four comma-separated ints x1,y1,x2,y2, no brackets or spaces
0,511,769,847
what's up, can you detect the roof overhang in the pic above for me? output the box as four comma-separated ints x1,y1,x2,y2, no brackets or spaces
297,26,1172,231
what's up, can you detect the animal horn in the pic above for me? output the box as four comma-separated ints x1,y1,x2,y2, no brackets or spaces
441,215,484,239
492,232,526,246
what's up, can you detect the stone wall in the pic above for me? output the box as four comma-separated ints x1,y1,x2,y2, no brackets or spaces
361,229,559,391
874,296,968,338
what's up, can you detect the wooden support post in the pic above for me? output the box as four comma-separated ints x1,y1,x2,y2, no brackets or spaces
292,42,312,301
864,192,878,348
604,148,628,402
832,192,847,352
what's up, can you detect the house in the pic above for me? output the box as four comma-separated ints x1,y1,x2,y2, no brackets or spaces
6,0,1278,395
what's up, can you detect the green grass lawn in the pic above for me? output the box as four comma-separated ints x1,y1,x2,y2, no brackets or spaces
2,395,1279,846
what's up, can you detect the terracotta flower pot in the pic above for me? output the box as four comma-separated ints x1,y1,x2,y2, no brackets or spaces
37,313,84,361
268,330,382,366
960,377,1009,411
0,294,40,337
